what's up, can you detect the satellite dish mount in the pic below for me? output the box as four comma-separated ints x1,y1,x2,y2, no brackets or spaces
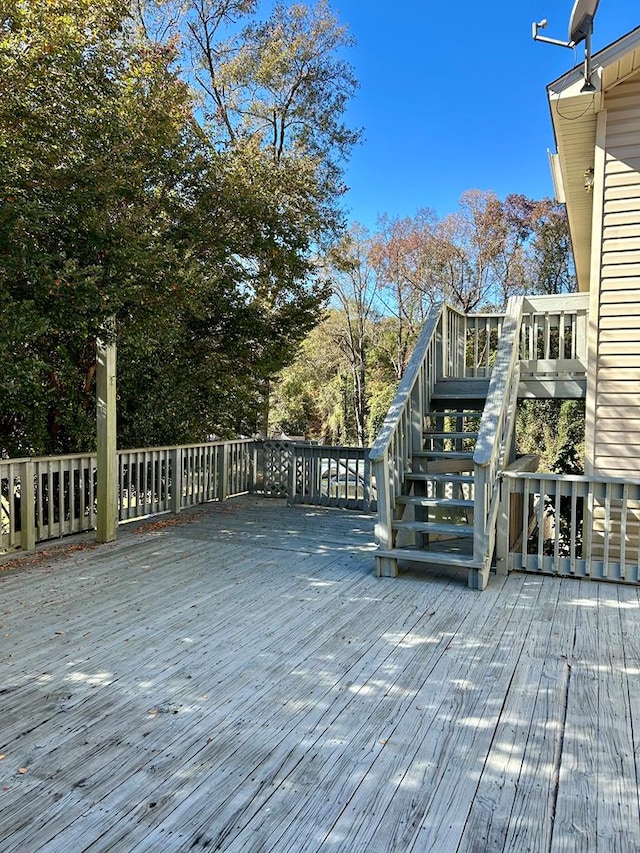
532,0,600,93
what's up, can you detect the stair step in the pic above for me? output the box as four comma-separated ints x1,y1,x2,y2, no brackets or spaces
376,548,479,568
425,411,483,419
414,451,474,460
423,431,479,440
392,520,474,536
407,472,474,483
396,496,474,509
431,379,490,400
420,459,476,474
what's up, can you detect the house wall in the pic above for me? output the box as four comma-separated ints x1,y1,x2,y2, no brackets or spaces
590,72,640,478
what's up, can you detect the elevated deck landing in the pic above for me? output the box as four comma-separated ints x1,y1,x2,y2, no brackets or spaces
1,497,638,851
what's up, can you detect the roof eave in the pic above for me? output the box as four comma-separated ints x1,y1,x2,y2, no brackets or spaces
547,79,599,292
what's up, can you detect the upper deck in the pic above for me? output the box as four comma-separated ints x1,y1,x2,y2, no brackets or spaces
1,496,639,851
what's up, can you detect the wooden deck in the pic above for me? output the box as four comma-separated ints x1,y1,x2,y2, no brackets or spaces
1,496,639,851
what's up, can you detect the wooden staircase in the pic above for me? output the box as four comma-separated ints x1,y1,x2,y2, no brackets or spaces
371,296,589,590
375,383,486,573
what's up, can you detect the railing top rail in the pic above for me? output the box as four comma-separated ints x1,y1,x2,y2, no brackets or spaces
443,304,467,319
473,296,524,467
503,470,640,487
522,292,590,312
1,456,33,466
369,302,443,463
292,443,369,454
117,438,256,455
465,311,506,319
1,452,97,465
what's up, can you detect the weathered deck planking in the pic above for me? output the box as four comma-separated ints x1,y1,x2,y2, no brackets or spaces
498,578,577,852
1,496,640,851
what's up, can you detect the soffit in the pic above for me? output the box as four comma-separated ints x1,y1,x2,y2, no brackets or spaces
547,26,640,291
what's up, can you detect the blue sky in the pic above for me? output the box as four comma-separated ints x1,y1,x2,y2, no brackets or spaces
330,0,639,229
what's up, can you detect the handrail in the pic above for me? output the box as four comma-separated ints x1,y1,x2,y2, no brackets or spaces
369,302,443,463
472,296,524,586
370,302,445,576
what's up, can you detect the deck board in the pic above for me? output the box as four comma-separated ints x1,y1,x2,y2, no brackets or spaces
1,496,639,852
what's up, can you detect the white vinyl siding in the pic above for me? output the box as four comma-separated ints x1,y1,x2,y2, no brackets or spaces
593,74,640,478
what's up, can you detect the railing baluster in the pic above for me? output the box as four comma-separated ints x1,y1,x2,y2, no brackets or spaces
603,481,612,579
570,481,578,575
620,482,628,579
553,478,561,573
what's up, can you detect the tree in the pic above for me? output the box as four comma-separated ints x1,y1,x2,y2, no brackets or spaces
270,190,577,446
269,312,348,442
525,202,576,294
0,0,198,454
323,226,381,446
137,0,361,241
1,0,357,455
135,0,361,432
369,212,435,380
368,191,576,318
117,142,331,446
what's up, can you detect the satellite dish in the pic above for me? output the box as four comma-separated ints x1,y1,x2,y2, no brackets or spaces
532,0,600,92
568,0,600,46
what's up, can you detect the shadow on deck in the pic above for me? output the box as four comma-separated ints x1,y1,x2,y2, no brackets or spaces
0,497,638,851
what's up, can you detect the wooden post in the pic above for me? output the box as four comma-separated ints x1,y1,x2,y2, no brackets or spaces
170,448,182,515
219,443,229,502
287,444,297,506
439,306,447,378
473,462,487,568
96,325,117,543
375,453,398,577
248,442,257,495
363,452,371,513
20,459,36,552
496,475,510,576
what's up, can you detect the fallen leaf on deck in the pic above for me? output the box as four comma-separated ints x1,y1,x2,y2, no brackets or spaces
18,768,28,775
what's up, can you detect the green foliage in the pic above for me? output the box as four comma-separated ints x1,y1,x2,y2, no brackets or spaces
138,0,361,242
1,0,355,455
516,400,585,473
1,0,195,453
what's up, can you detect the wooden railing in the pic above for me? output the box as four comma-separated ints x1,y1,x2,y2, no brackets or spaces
1,454,98,552
465,312,504,377
472,297,524,588
1,438,374,555
518,293,589,392
289,443,375,510
118,439,255,522
498,469,640,584
369,304,443,575
1,439,256,554
443,307,504,378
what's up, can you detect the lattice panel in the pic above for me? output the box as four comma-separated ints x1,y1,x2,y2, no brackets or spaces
262,441,292,498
